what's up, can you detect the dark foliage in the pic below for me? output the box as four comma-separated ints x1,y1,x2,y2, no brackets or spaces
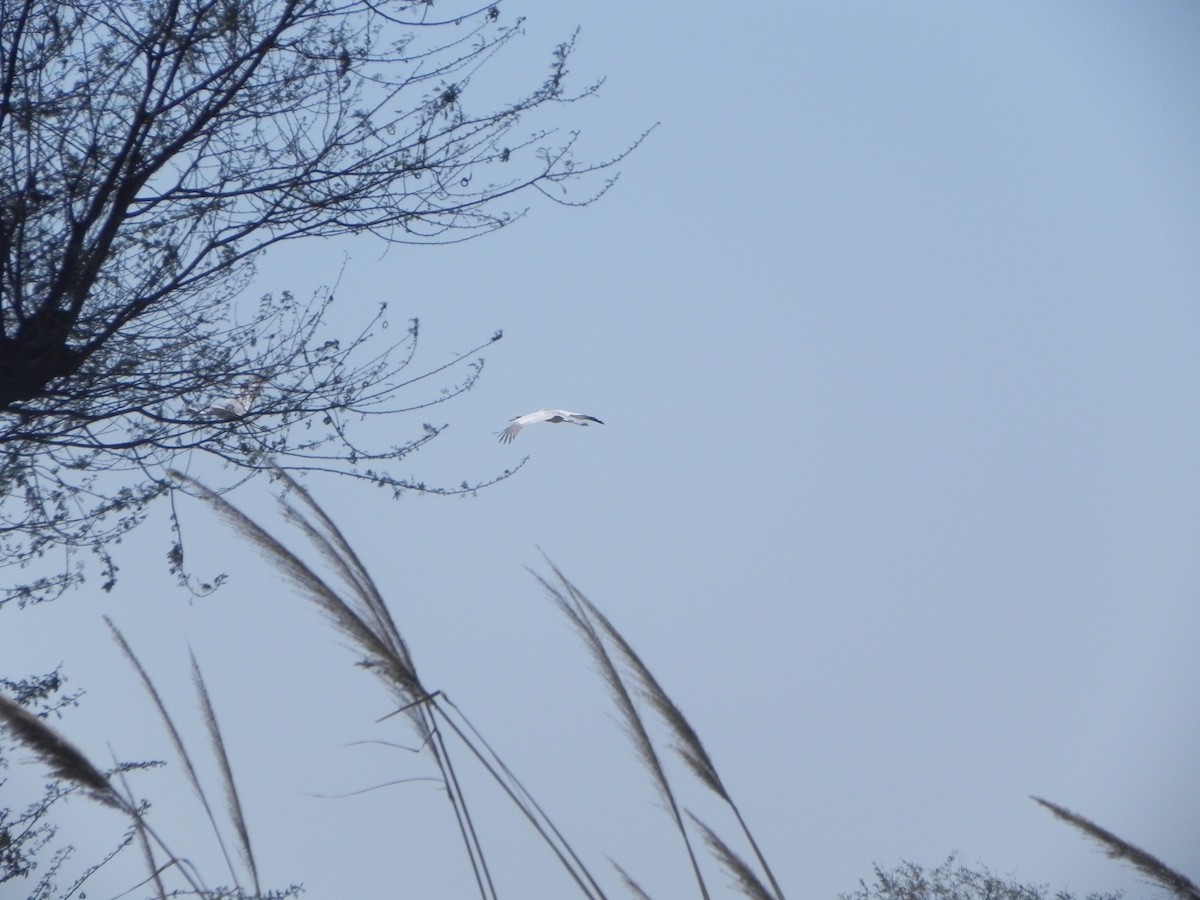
843,856,1121,900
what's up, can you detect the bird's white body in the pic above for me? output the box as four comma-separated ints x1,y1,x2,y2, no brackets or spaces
498,409,604,443
205,379,263,422
207,396,250,421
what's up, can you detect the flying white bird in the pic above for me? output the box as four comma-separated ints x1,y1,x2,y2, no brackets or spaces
498,409,604,444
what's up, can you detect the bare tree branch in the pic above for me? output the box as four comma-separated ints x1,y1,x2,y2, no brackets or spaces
0,0,646,603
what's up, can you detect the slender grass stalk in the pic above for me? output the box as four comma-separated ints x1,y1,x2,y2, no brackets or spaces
115,771,169,900
431,694,609,900
426,711,499,900
105,616,245,893
191,649,262,897
111,770,212,898
1032,796,1200,900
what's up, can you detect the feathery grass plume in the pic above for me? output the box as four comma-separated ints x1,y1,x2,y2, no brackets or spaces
1032,796,1200,900
688,812,775,900
105,616,245,891
539,557,785,900
191,649,262,897
275,467,415,671
168,470,425,719
0,690,128,812
611,859,656,900
576,588,725,795
532,565,712,900
171,469,498,900
0,690,194,899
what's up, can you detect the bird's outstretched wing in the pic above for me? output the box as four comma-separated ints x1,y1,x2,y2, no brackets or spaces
498,409,603,443
560,413,604,426
498,420,525,444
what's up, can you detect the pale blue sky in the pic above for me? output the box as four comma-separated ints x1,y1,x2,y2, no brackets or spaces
3,3,1198,899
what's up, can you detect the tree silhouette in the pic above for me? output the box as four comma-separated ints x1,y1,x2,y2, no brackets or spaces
0,0,645,603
